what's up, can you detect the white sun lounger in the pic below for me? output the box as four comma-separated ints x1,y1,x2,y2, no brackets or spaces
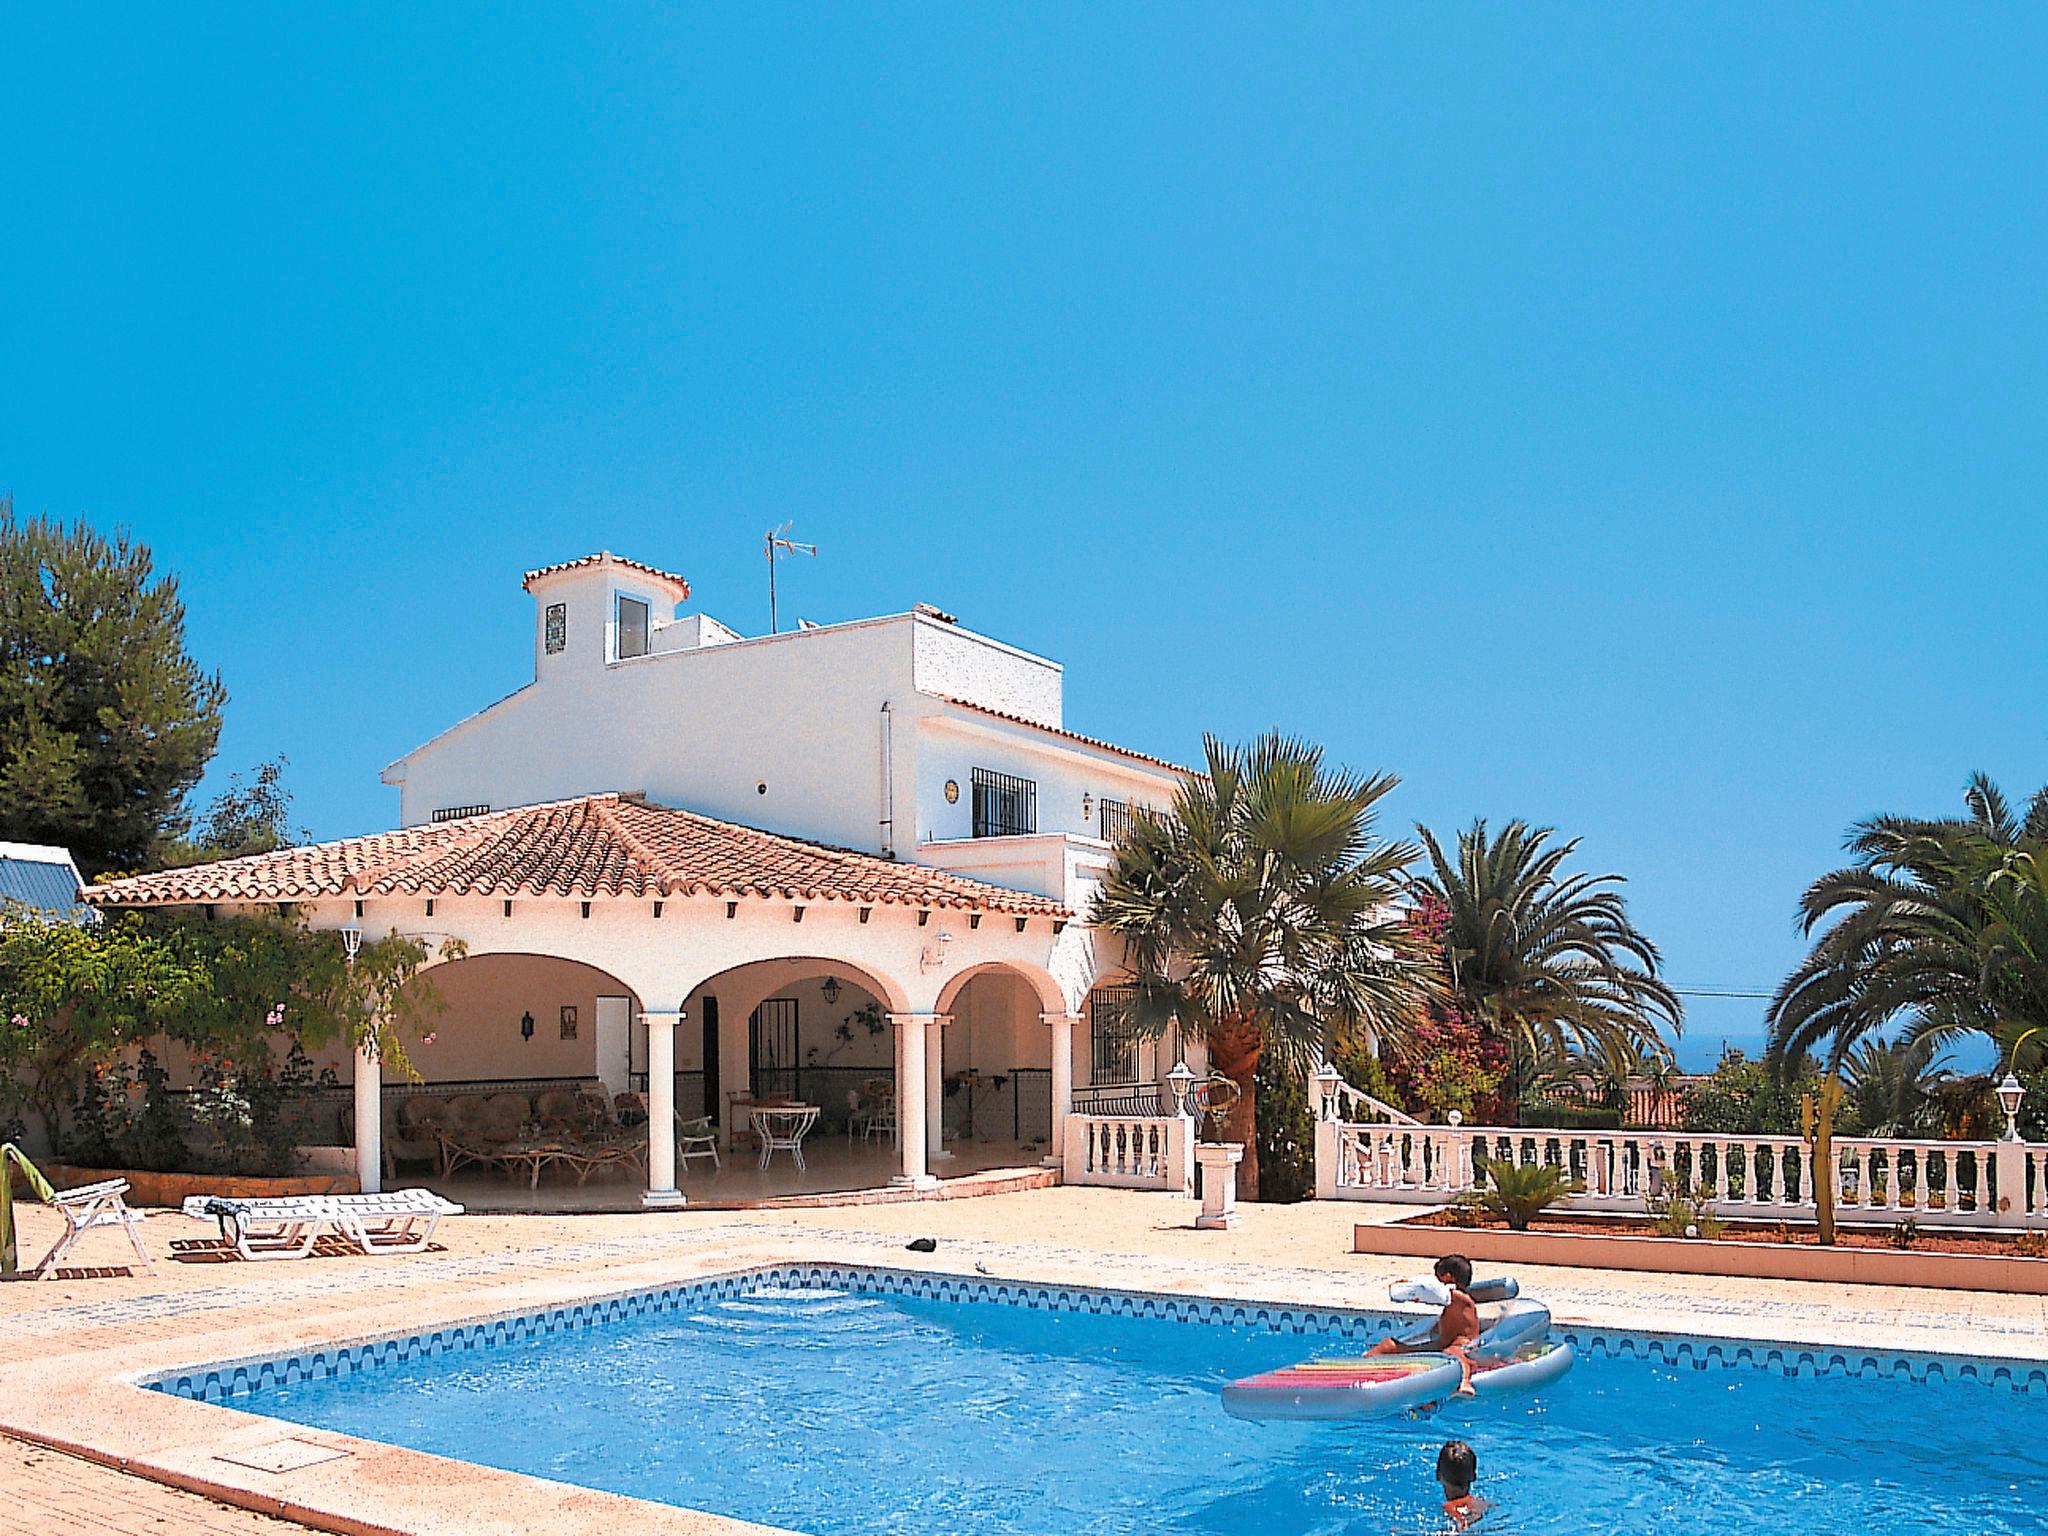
33,1177,157,1279
181,1189,463,1261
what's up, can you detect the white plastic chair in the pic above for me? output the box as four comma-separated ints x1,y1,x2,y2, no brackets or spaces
676,1113,721,1173
33,1177,156,1278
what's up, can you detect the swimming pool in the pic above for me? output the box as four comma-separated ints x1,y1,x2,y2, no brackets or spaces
151,1266,2048,1535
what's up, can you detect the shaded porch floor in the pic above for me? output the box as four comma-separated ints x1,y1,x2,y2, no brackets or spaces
408,1135,1052,1212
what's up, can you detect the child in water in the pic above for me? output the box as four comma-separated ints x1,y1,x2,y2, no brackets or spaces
1436,1440,1489,1529
1367,1253,1481,1396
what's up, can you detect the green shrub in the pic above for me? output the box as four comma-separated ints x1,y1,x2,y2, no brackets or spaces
1456,1157,1582,1231
1648,1189,1725,1240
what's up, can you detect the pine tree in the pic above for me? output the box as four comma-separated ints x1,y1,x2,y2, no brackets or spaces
0,500,226,874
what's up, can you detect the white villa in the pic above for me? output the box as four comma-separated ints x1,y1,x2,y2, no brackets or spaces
90,553,1196,1206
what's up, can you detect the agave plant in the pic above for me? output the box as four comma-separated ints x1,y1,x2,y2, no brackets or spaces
1456,1156,1582,1231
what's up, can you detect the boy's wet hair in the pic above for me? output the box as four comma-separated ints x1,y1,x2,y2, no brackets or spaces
1433,1253,1474,1289
1437,1440,1477,1495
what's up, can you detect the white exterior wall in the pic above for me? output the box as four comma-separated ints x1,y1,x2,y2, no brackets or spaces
390,616,915,850
914,714,1178,851
910,619,1063,727
386,569,1184,900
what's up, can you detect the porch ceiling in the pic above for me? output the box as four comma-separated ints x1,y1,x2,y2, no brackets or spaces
85,793,1070,917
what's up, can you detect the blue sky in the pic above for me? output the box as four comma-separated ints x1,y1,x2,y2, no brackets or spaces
5,8,2044,1066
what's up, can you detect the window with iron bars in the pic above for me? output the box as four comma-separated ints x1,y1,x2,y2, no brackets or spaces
971,766,1037,838
1099,797,1140,843
1088,985,1141,1082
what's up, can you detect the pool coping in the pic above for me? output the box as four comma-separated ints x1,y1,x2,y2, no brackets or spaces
8,1224,2048,1536
139,1260,2048,1408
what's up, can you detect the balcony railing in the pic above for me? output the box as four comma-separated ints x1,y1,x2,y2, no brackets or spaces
971,767,1037,838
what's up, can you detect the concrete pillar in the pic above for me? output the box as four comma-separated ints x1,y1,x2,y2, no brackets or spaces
1195,1142,1243,1228
641,1010,686,1209
1996,1141,2029,1227
891,1013,939,1190
926,1014,952,1160
353,1041,382,1194
1042,1012,1079,1169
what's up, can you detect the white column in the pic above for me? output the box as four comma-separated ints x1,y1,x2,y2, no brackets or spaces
641,1010,686,1209
353,1041,382,1194
926,1014,953,1161
1043,1012,1079,1170
891,1012,938,1189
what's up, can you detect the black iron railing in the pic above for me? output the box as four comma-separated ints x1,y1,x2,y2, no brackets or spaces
972,766,1037,838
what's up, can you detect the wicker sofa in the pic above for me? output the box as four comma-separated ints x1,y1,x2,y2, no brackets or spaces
380,1086,621,1177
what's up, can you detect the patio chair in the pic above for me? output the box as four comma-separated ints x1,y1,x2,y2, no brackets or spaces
31,1177,156,1279
848,1081,897,1144
386,1095,447,1178
676,1114,721,1173
436,1127,514,1180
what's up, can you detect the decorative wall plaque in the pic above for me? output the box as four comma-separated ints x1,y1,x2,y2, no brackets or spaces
545,602,567,654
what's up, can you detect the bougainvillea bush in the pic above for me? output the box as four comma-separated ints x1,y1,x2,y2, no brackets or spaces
1376,893,1513,1124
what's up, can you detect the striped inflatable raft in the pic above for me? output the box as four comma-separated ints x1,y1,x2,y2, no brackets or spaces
1220,1275,1575,1422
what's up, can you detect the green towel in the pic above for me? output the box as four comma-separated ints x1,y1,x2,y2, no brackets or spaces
0,1143,58,1275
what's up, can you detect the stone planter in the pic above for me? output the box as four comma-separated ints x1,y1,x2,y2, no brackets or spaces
37,1164,360,1208
1353,1214,2048,1295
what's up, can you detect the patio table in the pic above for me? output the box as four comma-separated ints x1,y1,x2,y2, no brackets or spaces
750,1104,821,1170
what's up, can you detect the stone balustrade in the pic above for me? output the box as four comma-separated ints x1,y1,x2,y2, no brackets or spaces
1063,1113,1195,1195
1314,1119,2048,1228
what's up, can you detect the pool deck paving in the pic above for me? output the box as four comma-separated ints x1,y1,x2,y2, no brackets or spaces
2,1185,2044,1536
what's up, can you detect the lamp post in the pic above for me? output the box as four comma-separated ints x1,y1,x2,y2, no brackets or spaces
1997,1072,2025,1143
1309,1061,1342,1122
1166,1059,1197,1118
340,921,380,1194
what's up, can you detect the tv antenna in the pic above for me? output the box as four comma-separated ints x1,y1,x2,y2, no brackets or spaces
764,522,817,634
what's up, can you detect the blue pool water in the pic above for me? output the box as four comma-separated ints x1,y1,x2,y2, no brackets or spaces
159,1269,2048,1535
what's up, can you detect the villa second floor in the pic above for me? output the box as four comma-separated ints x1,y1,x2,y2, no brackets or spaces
379,552,1187,906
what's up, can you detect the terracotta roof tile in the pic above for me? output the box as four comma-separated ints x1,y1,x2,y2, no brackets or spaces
930,696,1191,775
87,795,1067,916
522,552,691,598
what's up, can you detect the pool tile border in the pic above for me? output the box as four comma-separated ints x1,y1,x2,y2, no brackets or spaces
144,1262,2048,1406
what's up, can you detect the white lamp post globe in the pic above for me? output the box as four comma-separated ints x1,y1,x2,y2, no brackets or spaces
1166,1060,1197,1118
1996,1071,2025,1142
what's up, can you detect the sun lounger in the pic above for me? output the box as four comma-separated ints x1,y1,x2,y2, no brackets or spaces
32,1177,156,1279
181,1189,462,1261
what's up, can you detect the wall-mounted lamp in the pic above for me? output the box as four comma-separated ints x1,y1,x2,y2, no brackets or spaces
520,1011,535,1042
820,976,841,1005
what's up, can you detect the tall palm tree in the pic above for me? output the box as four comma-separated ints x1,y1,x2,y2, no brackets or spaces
1090,733,1438,1199
1841,1035,1943,1139
1412,820,1681,1101
1768,774,2048,1073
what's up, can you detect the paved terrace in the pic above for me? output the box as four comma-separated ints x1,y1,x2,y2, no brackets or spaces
4,1190,2045,1536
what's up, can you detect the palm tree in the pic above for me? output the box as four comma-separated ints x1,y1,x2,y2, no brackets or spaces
1841,1035,1943,1138
1090,733,1438,1199
1412,819,1681,1105
1768,775,2048,1073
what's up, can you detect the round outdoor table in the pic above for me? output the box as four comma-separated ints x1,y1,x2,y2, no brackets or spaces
750,1104,821,1170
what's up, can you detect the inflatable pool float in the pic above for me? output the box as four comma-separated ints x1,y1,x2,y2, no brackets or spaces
1220,1274,1575,1422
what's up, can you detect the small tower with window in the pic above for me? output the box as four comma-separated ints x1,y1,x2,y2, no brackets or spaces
521,552,693,681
